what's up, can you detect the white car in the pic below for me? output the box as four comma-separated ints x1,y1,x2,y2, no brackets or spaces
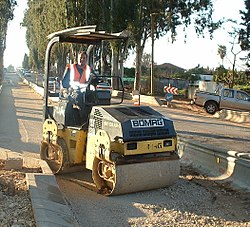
43,77,60,92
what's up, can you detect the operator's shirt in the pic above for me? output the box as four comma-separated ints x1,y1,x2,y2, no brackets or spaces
62,64,91,89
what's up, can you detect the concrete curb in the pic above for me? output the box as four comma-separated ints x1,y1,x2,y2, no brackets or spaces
0,149,79,227
26,170,79,227
214,109,250,124
139,95,162,106
178,137,250,191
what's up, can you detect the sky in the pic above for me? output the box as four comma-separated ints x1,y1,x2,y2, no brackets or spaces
4,0,28,69
4,0,247,71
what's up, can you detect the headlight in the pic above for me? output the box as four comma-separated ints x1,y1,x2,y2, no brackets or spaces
127,143,137,150
163,140,172,147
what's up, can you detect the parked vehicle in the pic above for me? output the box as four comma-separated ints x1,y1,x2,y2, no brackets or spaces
43,77,59,92
193,88,250,114
96,81,112,94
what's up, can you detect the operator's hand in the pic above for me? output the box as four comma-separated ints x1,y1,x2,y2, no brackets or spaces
61,88,68,97
89,85,95,91
79,84,88,92
90,75,98,87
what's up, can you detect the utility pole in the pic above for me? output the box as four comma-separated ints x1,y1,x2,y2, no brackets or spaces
85,0,88,25
150,13,157,96
110,0,113,33
64,0,68,28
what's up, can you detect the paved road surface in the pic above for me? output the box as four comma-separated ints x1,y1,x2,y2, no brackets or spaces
0,73,43,159
154,105,250,153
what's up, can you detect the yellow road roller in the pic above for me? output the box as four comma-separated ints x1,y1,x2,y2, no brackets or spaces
40,26,180,196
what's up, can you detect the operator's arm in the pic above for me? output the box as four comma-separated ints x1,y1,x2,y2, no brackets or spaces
62,66,70,88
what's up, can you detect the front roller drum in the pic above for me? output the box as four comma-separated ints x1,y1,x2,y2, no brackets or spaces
40,138,69,174
92,157,180,196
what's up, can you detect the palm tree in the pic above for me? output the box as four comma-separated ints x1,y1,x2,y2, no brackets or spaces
217,45,227,66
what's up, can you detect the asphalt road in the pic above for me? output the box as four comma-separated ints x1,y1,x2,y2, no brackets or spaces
153,105,250,153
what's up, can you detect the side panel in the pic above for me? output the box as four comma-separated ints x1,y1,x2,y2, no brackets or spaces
58,129,87,164
85,133,96,170
124,138,176,156
220,89,235,109
195,92,220,107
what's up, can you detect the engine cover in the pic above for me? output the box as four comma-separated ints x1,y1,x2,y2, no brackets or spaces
88,105,176,142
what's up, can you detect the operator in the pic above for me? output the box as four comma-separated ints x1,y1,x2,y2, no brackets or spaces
62,51,91,90
61,51,97,127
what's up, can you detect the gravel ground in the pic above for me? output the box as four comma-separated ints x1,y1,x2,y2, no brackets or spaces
0,160,37,227
1,158,250,227
57,165,250,227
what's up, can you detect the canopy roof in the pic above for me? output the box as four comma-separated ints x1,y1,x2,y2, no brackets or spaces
47,25,127,44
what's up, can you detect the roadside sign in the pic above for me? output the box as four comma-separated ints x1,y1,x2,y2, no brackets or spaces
164,86,178,95
165,93,173,102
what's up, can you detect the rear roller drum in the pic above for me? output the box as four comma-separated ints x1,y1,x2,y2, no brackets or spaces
40,138,69,174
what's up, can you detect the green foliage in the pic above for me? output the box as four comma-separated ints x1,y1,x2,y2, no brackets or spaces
234,83,250,94
188,65,213,74
213,66,249,88
0,0,16,82
0,0,16,34
22,53,29,69
214,65,228,83
124,67,135,78
141,53,151,69
178,72,199,83
126,0,220,90
176,65,213,82
23,0,67,73
217,45,226,66
22,0,219,89
7,64,14,72
177,89,188,97
239,0,250,68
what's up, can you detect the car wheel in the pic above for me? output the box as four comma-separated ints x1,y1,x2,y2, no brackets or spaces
205,101,218,115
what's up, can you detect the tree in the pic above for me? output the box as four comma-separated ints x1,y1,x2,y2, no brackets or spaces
23,0,67,76
217,45,227,66
141,53,152,70
228,29,242,88
22,53,29,69
239,0,250,68
7,64,14,72
126,0,221,92
23,0,131,78
177,65,210,83
0,0,16,83
22,0,220,92
214,65,229,86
